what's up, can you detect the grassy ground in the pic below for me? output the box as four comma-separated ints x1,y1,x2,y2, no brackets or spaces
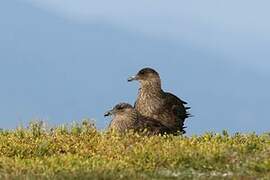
0,121,269,180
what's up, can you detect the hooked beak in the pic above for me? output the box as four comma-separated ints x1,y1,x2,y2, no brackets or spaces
104,110,113,117
128,75,138,82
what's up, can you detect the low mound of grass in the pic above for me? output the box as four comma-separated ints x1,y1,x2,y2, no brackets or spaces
0,121,269,179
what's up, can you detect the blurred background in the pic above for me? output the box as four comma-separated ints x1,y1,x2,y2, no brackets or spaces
0,0,269,134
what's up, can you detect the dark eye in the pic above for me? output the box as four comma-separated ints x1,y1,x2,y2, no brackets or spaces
139,71,146,75
116,105,124,110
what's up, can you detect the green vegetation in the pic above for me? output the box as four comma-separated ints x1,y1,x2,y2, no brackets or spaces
0,121,269,180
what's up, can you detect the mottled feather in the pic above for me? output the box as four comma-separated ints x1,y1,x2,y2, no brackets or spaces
130,68,190,134
106,103,171,135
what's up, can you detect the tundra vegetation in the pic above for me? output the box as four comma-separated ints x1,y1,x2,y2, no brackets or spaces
0,120,269,180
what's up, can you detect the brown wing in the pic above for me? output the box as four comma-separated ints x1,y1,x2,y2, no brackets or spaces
164,92,191,120
163,92,191,133
135,116,174,135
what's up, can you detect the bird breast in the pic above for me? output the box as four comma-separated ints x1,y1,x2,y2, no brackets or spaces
136,89,179,129
109,115,135,132
136,90,164,117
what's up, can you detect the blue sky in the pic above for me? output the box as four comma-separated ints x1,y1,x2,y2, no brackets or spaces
0,0,269,134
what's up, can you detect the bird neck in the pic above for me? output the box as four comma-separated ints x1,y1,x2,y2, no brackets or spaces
128,110,139,122
139,80,163,97
115,110,138,125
